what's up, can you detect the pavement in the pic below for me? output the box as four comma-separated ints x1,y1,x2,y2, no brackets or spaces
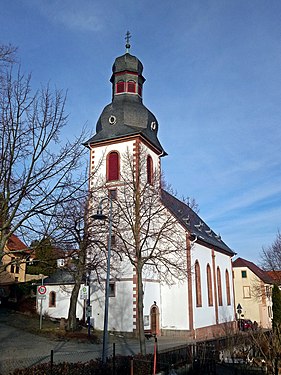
0,308,191,374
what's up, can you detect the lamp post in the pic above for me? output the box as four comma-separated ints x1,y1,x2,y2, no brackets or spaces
92,196,113,364
237,303,242,330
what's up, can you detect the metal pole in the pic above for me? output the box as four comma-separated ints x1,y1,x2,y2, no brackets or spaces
87,275,91,338
102,196,113,364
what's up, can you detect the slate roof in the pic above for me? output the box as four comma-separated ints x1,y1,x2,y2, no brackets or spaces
233,257,274,284
43,269,77,285
84,53,166,156
161,189,234,256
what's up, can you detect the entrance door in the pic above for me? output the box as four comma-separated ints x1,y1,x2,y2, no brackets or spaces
150,305,159,335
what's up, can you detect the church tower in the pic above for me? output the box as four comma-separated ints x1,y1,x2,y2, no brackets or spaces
84,37,166,194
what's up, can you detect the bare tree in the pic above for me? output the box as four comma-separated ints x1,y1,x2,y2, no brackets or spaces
46,179,108,331
93,145,188,354
0,47,87,265
261,231,281,277
0,44,17,67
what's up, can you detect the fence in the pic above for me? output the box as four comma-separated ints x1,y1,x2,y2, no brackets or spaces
0,338,270,375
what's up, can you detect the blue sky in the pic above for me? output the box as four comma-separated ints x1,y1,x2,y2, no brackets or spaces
1,0,281,264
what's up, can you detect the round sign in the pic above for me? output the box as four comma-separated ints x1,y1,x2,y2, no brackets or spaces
38,285,47,295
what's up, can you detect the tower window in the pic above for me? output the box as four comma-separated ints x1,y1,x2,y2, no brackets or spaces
109,282,116,297
147,155,153,185
107,152,120,181
116,81,125,93
127,80,136,93
138,84,142,97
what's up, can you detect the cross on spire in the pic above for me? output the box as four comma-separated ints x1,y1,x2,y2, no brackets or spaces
125,31,131,53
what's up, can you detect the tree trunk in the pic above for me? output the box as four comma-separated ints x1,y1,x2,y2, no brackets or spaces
67,280,81,331
136,263,146,355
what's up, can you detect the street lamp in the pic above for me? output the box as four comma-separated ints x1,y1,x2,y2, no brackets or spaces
237,303,242,330
92,196,113,364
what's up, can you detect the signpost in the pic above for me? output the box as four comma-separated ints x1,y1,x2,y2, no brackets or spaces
38,284,47,329
237,303,242,330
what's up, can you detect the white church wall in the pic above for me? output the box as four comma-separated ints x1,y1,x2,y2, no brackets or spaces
91,279,134,332
215,251,235,323
191,243,217,329
160,281,189,330
143,279,161,330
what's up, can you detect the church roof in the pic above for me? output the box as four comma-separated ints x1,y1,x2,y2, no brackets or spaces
161,189,235,256
84,52,166,155
233,257,274,284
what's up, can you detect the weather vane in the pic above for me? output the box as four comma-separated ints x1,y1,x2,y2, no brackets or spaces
125,31,131,53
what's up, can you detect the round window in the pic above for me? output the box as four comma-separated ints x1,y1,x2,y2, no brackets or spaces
109,115,117,125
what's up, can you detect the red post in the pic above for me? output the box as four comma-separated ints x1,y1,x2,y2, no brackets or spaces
153,337,158,375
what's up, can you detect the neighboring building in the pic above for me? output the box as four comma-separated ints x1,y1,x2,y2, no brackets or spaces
266,270,281,287
1,234,29,283
81,42,236,340
36,269,86,321
233,257,273,328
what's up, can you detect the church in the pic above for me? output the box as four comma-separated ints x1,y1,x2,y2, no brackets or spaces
83,39,236,340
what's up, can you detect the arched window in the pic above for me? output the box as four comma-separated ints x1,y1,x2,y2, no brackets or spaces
195,260,202,307
116,81,125,93
127,80,136,93
207,264,213,306
226,269,231,305
217,267,223,306
147,155,153,184
107,152,120,181
49,291,56,307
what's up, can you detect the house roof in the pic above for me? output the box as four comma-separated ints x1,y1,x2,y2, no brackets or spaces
6,234,29,254
265,270,281,285
161,189,235,256
233,257,274,284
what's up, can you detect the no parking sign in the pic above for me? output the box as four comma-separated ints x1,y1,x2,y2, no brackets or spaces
37,285,47,299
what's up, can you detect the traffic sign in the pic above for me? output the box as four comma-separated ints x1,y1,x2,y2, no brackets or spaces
80,286,89,300
38,285,47,295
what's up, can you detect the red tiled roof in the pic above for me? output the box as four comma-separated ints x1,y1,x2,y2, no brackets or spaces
233,257,274,284
266,271,281,284
6,234,28,253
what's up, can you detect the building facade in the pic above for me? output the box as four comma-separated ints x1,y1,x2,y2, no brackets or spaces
82,44,236,339
233,257,273,329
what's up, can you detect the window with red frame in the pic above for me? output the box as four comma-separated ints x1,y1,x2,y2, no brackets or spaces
116,81,125,93
207,264,213,306
107,152,119,181
147,155,153,184
225,269,231,305
195,260,202,307
127,80,136,93
217,267,223,306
